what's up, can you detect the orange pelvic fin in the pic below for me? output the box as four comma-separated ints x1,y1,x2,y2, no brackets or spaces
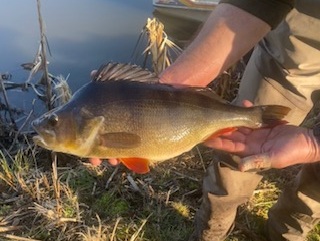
119,158,150,174
206,127,238,139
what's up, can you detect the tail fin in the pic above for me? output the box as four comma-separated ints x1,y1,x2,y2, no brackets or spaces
260,105,291,126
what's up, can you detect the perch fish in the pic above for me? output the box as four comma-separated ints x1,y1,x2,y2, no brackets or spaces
32,62,290,174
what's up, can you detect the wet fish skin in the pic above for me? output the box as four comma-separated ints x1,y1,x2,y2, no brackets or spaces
32,62,291,172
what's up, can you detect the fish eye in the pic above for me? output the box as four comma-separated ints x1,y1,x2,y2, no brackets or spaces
48,114,59,126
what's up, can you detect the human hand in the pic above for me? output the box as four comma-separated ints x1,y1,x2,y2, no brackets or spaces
89,157,119,167
204,101,320,171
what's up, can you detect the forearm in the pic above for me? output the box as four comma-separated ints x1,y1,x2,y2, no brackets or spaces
159,3,270,87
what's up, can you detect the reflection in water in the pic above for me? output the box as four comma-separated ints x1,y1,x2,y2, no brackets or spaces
0,0,153,119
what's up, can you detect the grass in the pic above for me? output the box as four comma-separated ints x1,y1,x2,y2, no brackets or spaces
0,145,319,241
0,146,196,240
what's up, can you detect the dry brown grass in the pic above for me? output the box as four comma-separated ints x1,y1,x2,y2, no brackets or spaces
1,145,318,241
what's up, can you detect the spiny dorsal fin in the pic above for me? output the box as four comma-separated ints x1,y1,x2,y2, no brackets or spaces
93,62,159,83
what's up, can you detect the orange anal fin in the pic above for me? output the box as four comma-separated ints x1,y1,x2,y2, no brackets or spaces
206,127,238,140
119,158,150,174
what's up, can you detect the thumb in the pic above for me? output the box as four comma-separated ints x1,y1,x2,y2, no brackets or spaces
239,154,272,172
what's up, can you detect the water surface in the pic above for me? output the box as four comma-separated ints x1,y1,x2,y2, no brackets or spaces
0,0,153,91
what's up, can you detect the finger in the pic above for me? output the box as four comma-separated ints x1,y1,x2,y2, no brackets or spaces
204,137,247,153
242,100,253,107
89,157,102,166
236,127,253,135
239,154,272,172
204,137,232,150
108,158,120,166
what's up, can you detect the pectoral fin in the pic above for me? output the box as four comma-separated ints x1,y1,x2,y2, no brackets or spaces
119,158,150,174
99,132,141,149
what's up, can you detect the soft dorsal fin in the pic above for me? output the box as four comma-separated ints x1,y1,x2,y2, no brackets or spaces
93,62,159,83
